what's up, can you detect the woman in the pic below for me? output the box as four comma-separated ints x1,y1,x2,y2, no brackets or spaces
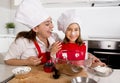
51,10,105,67
4,0,60,66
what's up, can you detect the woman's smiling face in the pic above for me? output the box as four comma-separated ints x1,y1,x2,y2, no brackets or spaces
65,23,80,43
33,17,54,39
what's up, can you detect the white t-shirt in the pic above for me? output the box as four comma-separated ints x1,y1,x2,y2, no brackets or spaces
4,33,60,60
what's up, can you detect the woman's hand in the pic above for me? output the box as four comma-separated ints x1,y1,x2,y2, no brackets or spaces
26,56,42,66
50,41,62,56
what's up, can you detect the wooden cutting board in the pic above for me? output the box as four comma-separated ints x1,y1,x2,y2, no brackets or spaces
8,65,87,83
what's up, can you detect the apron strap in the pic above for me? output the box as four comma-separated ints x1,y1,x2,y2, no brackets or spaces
33,40,51,64
33,41,41,58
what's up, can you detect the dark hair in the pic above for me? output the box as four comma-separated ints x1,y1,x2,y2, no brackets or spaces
63,23,83,45
15,29,36,42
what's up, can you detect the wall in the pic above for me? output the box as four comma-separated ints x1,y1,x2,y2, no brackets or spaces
0,0,10,34
44,6,120,39
0,0,29,35
1,1,120,39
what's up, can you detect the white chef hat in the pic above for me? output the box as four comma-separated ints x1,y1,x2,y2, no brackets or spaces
15,0,50,29
57,9,81,33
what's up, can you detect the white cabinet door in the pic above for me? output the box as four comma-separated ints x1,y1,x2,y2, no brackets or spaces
0,37,15,53
14,0,23,6
0,37,9,53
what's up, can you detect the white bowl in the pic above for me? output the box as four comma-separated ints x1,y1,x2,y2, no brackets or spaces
12,66,31,75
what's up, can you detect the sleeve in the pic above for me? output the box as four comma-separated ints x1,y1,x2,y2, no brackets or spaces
4,38,26,60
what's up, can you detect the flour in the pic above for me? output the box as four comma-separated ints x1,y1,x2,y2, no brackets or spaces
94,66,111,74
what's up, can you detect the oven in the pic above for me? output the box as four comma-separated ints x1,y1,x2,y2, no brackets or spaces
88,40,120,69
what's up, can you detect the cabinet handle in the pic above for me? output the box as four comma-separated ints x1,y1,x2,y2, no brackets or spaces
94,51,120,55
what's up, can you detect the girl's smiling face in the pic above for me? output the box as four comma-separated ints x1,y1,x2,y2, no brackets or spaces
65,23,80,43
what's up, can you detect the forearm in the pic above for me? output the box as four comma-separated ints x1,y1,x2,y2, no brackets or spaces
88,52,106,67
4,59,29,66
88,52,95,59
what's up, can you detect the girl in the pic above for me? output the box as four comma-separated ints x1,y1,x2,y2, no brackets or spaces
51,10,105,67
56,22,86,61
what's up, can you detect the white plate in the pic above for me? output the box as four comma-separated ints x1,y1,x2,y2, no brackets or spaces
12,66,31,75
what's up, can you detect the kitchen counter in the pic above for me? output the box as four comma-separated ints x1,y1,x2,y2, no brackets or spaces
87,69,120,83
99,69,120,83
8,65,87,83
0,64,19,83
0,64,120,83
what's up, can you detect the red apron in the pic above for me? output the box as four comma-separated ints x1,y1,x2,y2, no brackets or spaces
33,41,50,64
56,43,86,61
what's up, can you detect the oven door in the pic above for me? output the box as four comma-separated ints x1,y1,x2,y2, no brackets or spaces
88,49,120,69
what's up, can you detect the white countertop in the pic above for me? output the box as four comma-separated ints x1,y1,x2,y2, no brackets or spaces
0,64,120,83
0,64,16,83
99,69,120,83
87,69,120,83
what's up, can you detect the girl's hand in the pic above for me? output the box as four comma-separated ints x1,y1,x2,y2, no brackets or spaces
88,52,100,63
88,52,106,67
91,61,106,68
92,55,101,63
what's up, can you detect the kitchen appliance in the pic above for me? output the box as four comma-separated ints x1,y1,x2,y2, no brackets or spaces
88,40,120,69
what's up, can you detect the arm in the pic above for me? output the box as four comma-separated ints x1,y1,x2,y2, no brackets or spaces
88,52,101,63
88,52,106,67
4,56,42,66
4,38,41,66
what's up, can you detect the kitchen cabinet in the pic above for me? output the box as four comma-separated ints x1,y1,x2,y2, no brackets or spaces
40,0,119,3
14,0,120,6
0,35,15,53
14,0,23,6
0,34,15,63
41,0,120,7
